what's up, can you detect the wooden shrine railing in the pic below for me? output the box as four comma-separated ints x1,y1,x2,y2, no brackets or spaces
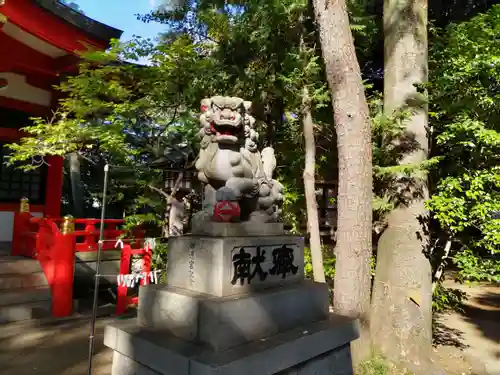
11,197,144,317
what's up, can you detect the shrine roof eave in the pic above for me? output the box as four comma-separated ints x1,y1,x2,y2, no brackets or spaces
149,157,196,171
34,0,123,44
1,0,123,55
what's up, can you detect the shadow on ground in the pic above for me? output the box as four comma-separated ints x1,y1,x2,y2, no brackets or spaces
437,281,500,375
460,290,500,346
0,314,127,375
474,291,500,309
433,318,468,349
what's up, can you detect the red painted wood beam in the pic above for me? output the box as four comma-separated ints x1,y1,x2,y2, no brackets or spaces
0,127,28,140
0,96,50,116
0,37,81,79
0,33,58,77
24,74,59,91
52,54,81,73
1,0,108,54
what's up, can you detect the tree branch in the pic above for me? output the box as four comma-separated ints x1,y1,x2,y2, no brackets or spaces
432,239,453,293
155,105,180,138
148,184,171,200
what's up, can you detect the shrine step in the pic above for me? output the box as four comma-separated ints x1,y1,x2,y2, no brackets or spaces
0,286,52,323
0,257,52,323
0,256,44,275
0,271,48,290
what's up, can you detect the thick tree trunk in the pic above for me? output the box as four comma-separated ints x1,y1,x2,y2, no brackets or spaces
371,0,433,373
312,0,373,364
69,152,84,217
302,86,326,283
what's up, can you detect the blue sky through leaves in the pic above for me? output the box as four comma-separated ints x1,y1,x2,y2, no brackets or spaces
66,0,166,41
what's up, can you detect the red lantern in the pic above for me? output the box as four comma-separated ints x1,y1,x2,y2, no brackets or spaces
213,201,240,222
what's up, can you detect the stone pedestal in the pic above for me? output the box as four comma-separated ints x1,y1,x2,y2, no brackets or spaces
105,225,359,375
166,234,304,297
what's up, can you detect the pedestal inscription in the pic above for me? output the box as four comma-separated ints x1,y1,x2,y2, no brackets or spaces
230,244,299,286
167,236,304,297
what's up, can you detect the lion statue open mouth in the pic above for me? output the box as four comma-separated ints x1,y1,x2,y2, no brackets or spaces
205,96,245,144
194,96,284,224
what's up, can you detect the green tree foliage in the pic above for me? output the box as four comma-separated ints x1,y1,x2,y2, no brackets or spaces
7,37,211,229
7,0,498,291
426,6,500,283
145,0,385,230
6,0,408,242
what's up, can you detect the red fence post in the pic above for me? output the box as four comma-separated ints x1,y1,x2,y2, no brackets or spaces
51,216,76,317
141,248,152,286
84,223,97,251
116,244,132,315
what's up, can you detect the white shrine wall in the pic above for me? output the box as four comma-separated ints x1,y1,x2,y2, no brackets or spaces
0,211,42,242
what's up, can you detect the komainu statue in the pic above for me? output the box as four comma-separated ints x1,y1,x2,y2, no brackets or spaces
194,96,284,223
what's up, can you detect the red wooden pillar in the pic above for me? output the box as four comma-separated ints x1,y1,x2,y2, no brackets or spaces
44,156,64,218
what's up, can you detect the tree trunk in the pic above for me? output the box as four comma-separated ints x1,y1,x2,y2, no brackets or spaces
165,171,185,237
168,195,186,236
432,239,452,293
302,86,326,284
68,152,84,217
312,0,373,364
371,0,433,373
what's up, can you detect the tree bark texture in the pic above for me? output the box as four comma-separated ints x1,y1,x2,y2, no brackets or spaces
371,0,433,372
312,0,373,364
69,152,84,218
302,86,326,284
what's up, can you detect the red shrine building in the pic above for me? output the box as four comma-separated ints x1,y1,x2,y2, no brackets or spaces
0,0,122,242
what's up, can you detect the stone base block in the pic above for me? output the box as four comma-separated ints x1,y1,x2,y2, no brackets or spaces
190,222,285,237
167,235,304,297
138,281,329,351
104,315,359,375
111,351,161,375
281,345,354,375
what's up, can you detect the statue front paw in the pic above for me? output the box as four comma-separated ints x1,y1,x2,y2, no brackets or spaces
215,187,238,201
259,183,272,197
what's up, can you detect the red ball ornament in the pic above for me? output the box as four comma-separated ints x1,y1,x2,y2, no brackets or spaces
213,201,240,222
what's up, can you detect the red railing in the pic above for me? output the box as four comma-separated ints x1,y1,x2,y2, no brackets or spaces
46,218,141,252
11,198,144,318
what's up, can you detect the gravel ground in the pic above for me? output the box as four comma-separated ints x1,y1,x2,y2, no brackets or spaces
0,315,117,375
